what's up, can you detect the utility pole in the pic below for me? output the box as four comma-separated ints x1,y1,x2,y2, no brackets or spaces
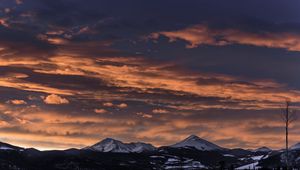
281,100,296,170
285,101,289,169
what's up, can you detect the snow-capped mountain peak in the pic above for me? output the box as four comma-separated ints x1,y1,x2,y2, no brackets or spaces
91,138,127,152
170,135,223,151
84,138,156,153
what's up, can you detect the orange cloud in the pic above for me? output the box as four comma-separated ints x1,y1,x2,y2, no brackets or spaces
117,103,128,108
0,18,9,27
152,109,169,114
37,34,69,45
0,76,75,95
103,102,114,107
94,109,107,114
136,112,153,119
7,99,27,105
0,103,139,149
43,94,69,105
1,55,300,110
1,99,298,150
150,24,300,51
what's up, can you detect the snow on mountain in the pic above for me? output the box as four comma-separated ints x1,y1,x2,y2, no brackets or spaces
130,142,156,153
290,142,300,150
0,142,23,151
84,138,156,153
254,147,272,153
236,162,259,170
170,135,223,151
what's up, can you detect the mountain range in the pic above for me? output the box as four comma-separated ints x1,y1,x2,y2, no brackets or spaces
1,135,300,169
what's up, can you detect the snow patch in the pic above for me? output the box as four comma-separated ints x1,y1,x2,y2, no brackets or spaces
0,146,14,150
223,154,235,157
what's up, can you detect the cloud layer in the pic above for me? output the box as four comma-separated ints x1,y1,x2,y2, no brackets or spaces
150,24,300,51
0,0,300,150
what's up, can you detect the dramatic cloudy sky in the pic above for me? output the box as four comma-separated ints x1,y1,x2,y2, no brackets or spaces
0,0,300,150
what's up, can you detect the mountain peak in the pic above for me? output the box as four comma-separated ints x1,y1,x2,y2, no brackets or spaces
254,147,272,152
100,138,121,143
171,135,223,151
186,135,200,140
84,138,156,153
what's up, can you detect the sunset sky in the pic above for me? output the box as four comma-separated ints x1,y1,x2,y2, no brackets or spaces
1,0,300,150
